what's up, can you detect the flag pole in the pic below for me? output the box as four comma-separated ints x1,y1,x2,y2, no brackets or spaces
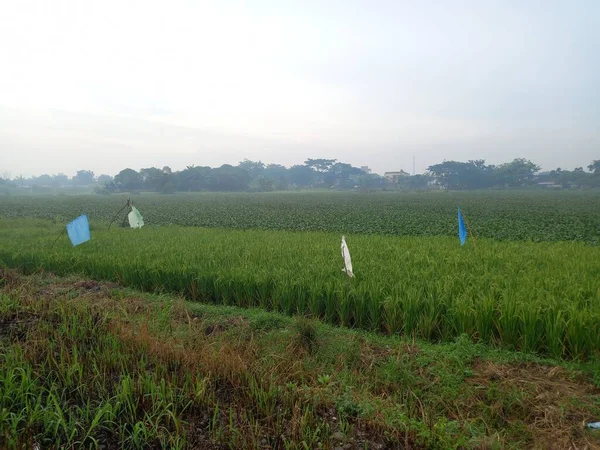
50,227,66,251
461,210,477,248
108,198,132,229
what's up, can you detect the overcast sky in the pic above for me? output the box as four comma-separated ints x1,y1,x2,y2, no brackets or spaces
1,0,598,177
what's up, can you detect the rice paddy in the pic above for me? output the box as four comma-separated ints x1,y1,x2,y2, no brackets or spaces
0,195,599,359
1,191,600,448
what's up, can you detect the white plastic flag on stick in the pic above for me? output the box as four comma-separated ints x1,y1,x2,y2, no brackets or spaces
341,236,354,278
128,206,144,229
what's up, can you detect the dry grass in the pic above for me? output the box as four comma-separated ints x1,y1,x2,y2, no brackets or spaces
469,360,600,449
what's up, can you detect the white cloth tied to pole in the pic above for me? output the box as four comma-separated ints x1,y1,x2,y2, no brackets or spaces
341,235,354,278
128,206,144,229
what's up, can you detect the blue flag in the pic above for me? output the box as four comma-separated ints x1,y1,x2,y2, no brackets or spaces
458,207,467,246
66,214,91,246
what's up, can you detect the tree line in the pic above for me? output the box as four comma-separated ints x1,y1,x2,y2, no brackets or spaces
427,159,600,189
2,158,599,193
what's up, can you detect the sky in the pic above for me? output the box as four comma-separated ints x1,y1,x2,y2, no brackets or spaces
0,0,598,178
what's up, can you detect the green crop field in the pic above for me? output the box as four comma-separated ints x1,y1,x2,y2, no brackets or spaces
1,214,599,359
1,190,599,243
1,191,600,448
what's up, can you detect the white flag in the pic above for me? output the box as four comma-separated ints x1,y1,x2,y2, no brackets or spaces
128,206,144,229
341,236,354,278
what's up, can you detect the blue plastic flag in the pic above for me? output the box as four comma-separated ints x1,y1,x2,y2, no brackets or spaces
66,214,91,246
458,207,467,246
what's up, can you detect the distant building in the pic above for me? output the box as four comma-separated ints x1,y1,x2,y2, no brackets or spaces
384,170,410,182
537,181,561,189
360,166,372,174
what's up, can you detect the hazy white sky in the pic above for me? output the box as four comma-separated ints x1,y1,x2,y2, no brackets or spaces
1,0,598,177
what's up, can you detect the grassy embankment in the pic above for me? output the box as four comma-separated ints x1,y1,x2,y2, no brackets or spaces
1,269,600,449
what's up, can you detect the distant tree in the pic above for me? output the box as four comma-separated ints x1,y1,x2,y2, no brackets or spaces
305,158,337,185
546,167,593,188
427,160,495,190
264,164,286,177
97,174,113,185
162,166,172,174
357,174,388,192
73,170,95,186
52,173,70,187
328,162,364,188
114,168,142,191
176,165,211,191
250,175,275,192
588,160,600,174
208,165,251,191
238,159,266,179
396,174,431,190
34,174,53,186
264,164,288,190
494,158,540,187
140,167,170,191
304,158,337,172
287,165,315,188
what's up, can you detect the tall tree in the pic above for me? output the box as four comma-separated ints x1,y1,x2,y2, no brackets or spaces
51,173,70,187
73,170,95,186
427,160,494,190
176,165,211,191
304,158,337,172
287,165,315,188
97,174,113,185
34,174,53,186
495,158,540,187
237,159,266,179
588,160,600,174
264,164,288,190
208,165,251,191
114,168,142,191
328,162,363,188
140,167,169,191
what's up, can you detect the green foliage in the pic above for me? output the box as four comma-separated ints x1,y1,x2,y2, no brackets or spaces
293,317,318,354
1,190,599,244
1,217,599,359
426,158,543,189
2,273,600,449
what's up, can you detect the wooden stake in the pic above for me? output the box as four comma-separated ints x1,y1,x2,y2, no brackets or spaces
50,227,66,250
461,210,477,248
108,198,133,229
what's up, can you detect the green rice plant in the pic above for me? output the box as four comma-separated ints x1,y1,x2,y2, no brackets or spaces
543,306,566,359
1,217,599,359
519,303,543,354
448,294,476,338
474,295,498,345
337,287,354,327
564,307,592,359
401,287,423,338
418,295,441,341
352,289,370,330
496,293,520,350
307,286,325,318
383,296,403,335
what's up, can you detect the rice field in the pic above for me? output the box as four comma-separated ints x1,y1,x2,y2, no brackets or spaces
1,218,599,359
1,190,599,243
